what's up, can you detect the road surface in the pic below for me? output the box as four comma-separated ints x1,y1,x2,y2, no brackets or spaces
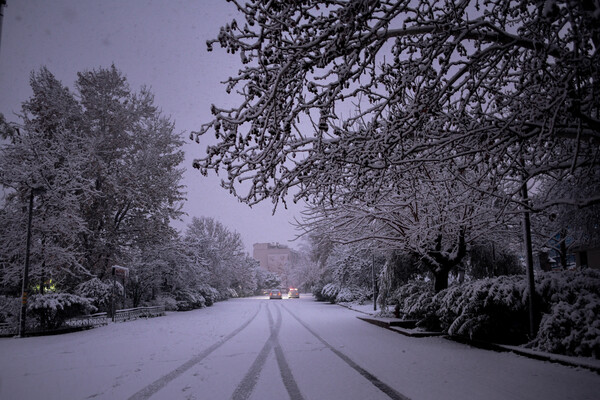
1,295,599,399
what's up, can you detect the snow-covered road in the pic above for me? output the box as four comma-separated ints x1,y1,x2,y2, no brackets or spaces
1,295,598,400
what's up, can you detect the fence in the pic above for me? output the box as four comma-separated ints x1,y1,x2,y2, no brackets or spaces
0,306,165,337
113,306,165,323
0,322,16,337
64,312,109,328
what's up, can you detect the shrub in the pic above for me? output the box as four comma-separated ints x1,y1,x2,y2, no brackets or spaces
175,288,206,311
0,295,20,326
391,271,600,358
531,293,600,358
153,295,178,311
430,276,529,343
198,284,220,306
75,278,114,311
336,286,369,303
390,280,434,320
321,283,340,303
27,293,96,330
312,283,326,301
529,270,600,358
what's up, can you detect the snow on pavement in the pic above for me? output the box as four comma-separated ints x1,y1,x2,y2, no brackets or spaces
0,296,599,400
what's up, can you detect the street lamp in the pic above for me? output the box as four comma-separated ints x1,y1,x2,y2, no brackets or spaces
19,185,46,337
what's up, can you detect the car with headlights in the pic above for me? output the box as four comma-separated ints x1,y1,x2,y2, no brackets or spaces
288,288,299,298
269,289,282,299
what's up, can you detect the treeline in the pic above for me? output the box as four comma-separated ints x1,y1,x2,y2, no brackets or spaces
0,66,278,329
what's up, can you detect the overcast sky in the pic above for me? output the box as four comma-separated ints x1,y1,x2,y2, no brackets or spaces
0,0,305,253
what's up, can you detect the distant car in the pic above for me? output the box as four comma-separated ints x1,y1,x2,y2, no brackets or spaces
269,289,282,299
288,288,299,299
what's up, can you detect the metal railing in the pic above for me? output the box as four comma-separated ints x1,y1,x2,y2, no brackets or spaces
0,306,166,336
113,306,165,323
0,322,16,336
64,312,109,328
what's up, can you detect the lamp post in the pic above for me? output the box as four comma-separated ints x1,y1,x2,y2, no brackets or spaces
19,185,45,337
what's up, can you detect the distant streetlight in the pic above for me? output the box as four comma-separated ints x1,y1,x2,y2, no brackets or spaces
19,185,46,337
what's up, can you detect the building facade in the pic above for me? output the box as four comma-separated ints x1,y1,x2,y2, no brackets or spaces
252,242,299,287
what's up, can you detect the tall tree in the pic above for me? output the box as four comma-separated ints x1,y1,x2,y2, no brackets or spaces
75,66,185,278
0,66,186,292
184,216,248,291
0,68,90,290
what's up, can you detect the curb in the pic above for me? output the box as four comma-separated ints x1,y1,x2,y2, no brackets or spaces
357,316,444,338
353,313,600,375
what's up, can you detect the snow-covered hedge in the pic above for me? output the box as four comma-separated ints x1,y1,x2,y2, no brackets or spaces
27,293,96,330
198,284,220,306
389,280,435,320
430,276,529,343
175,288,206,311
75,278,114,311
153,295,178,311
529,270,600,358
391,271,600,359
311,283,326,301
321,283,341,303
0,295,20,327
336,286,370,304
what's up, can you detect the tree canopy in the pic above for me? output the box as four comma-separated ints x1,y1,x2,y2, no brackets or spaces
194,0,599,213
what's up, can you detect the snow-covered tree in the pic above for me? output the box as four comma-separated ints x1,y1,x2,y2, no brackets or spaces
0,68,91,290
299,160,519,291
255,268,282,291
0,66,186,293
184,216,250,293
193,0,599,219
74,66,185,278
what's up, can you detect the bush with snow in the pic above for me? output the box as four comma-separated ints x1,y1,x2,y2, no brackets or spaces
529,270,600,358
311,283,326,301
336,286,369,304
389,280,435,320
391,271,600,358
0,295,20,327
152,295,178,311
321,283,341,303
27,293,96,330
430,276,529,343
198,284,220,306
75,278,115,311
175,288,206,311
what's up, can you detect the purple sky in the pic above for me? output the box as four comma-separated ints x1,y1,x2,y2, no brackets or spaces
0,0,304,252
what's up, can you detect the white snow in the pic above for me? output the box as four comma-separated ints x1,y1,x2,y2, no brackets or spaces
0,296,598,400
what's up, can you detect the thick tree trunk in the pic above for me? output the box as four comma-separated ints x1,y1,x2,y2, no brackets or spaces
433,268,450,292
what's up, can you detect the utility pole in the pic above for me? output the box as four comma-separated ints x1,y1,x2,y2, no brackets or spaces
521,179,537,338
19,186,45,337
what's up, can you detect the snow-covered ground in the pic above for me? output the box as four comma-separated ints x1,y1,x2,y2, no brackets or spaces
1,296,599,400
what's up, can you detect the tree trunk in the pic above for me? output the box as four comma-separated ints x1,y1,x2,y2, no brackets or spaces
560,229,567,269
433,268,449,292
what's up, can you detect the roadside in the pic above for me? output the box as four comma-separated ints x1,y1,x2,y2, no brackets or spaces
338,300,600,374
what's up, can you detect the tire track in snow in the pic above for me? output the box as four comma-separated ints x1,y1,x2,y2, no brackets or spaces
231,302,304,400
271,303,304,400
128,302,263,400
281,303,411,400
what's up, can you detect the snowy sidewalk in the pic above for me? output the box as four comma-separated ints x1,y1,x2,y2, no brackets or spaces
339,300,600,374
